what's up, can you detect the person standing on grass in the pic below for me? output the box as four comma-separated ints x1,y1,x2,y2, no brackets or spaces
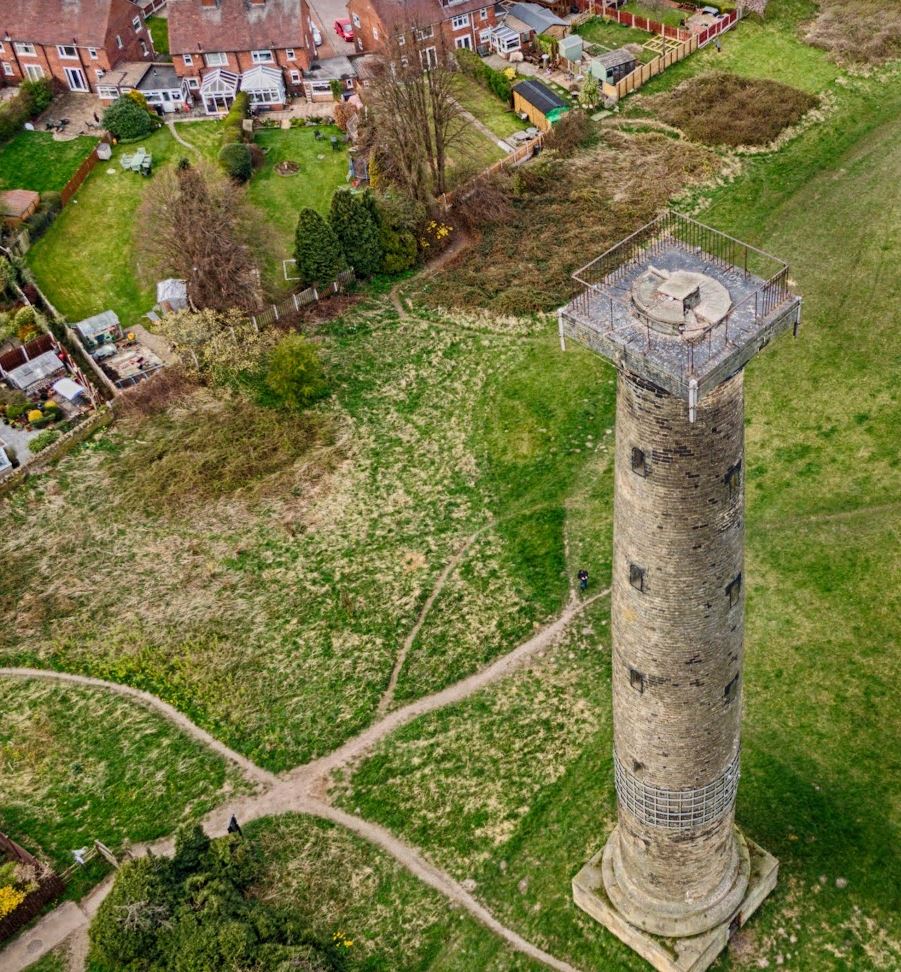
578,569,589,593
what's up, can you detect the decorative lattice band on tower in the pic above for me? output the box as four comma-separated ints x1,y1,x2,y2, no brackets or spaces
563,212,800,972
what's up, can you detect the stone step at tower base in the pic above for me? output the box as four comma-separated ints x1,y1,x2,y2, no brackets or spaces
573,830,778,972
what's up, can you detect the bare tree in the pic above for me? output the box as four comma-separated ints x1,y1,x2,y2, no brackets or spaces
137,159,264,312
361,20,472,202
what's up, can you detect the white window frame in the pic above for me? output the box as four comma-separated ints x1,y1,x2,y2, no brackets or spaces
373,27,380,41
420,46,438,69
116,34,124,49
2,63,12,77
88,47,98,59
251,49,274,64
95,68,105,78
352,13,361,27
187,77,199,89
57,45,78,59
0,42,5,54
479,28,492,43
480,7,489,19
397,33,405,46
415,25,434,40
133,16,142,32
285,48,296,60
64,67,89,91
290,69,301,83
452,14,470,30
14,42,36,56
24,64,44,80
97,85,119,99
183,53,193,66
205,51,227,66
140,40,148,56
455,35,472,49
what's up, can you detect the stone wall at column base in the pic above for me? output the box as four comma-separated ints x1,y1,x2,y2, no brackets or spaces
572,833,778,972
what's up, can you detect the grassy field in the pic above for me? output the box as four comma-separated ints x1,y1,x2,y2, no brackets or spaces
453,75,529,141
0,132,98,193
333,19,901,972
576,15,661,51
247,814,545,971
622,1,684,28
0,679,249,895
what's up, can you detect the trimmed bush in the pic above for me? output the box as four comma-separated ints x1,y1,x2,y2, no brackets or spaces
294,208,347,288
21,78,54,114
265,334,329,410
102,95,159,140
375,193,423,274
328,189,383,278
218,142,253,182
221,92,250,148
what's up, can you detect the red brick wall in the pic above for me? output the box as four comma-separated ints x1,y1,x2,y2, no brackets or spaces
0,0,152,93
347,0,497,55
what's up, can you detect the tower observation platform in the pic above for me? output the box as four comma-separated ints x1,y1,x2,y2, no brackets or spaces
558,211,802,418
563,213,801,972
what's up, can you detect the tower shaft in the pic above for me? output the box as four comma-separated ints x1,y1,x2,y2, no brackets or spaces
606,370,747,936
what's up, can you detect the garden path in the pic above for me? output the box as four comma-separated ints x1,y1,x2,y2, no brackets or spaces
165,120,200,155
452,99,514,153
0,585,606,972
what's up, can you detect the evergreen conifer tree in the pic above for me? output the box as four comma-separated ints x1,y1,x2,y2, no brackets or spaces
328,189,384,278
294,208,347,288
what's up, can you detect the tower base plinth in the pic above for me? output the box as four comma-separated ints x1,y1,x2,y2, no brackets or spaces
572,833,778,972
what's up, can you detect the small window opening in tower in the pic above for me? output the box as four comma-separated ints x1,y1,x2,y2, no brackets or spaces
725,460,742,498
631,447,649,477
724,674,739,703
726,573,742,606
629,564,646,592
629,668,645,693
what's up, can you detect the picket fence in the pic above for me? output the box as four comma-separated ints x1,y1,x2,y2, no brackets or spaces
251,268,356,328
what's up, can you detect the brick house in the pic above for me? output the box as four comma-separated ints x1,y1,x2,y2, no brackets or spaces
0,0,153,96
167,0,316,113
346,0,498,60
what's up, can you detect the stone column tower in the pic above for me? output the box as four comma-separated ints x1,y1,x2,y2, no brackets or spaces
559,213,802,972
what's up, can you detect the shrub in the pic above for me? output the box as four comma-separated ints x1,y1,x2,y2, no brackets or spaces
329,79,343,101
646,73,818,146
374,192,423,274
102,95,159,140
218,142,253,182
543,110,596,157
328,189,383,278
221,92,250,148
5,402,27,421
0,78,54,144
30,429,61,452
455,48,513,103
265,334,329,410
248,143,266,169
25,191,62,242
0,257,14,294
20,78,54,114
294,208,347,288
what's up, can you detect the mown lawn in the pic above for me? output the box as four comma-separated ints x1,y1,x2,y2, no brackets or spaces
0,132,98,194
453,75,528,141
146,15,169,57
0,678,249,881
248,125,349,290
576,14,660,50
26,126,180,327
622,0,684,28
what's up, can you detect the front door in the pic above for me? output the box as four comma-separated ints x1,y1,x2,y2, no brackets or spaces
64,67,88,91
161,91,175,113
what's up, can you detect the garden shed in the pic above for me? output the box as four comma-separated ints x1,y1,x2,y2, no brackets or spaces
156,278,188,313
0,189,40,226
512,79,570,132
593,48,638,84
74,310,121,350
200,69,239,114
240,65,286,109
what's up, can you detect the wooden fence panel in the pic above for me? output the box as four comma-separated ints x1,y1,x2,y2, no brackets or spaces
60,144,103,207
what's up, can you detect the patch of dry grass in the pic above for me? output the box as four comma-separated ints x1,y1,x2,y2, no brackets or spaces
646,73,819,146
418,131,716,315
803,0,901,65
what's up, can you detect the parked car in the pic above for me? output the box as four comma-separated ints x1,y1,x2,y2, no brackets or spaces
334,18,354,42
312,24,323,46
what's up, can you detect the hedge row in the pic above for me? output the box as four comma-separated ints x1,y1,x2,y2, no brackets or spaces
219,92,253,182
455,48,513,103
0,79,54,145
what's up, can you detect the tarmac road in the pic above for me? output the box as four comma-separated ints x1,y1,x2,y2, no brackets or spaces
307,0,357,60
